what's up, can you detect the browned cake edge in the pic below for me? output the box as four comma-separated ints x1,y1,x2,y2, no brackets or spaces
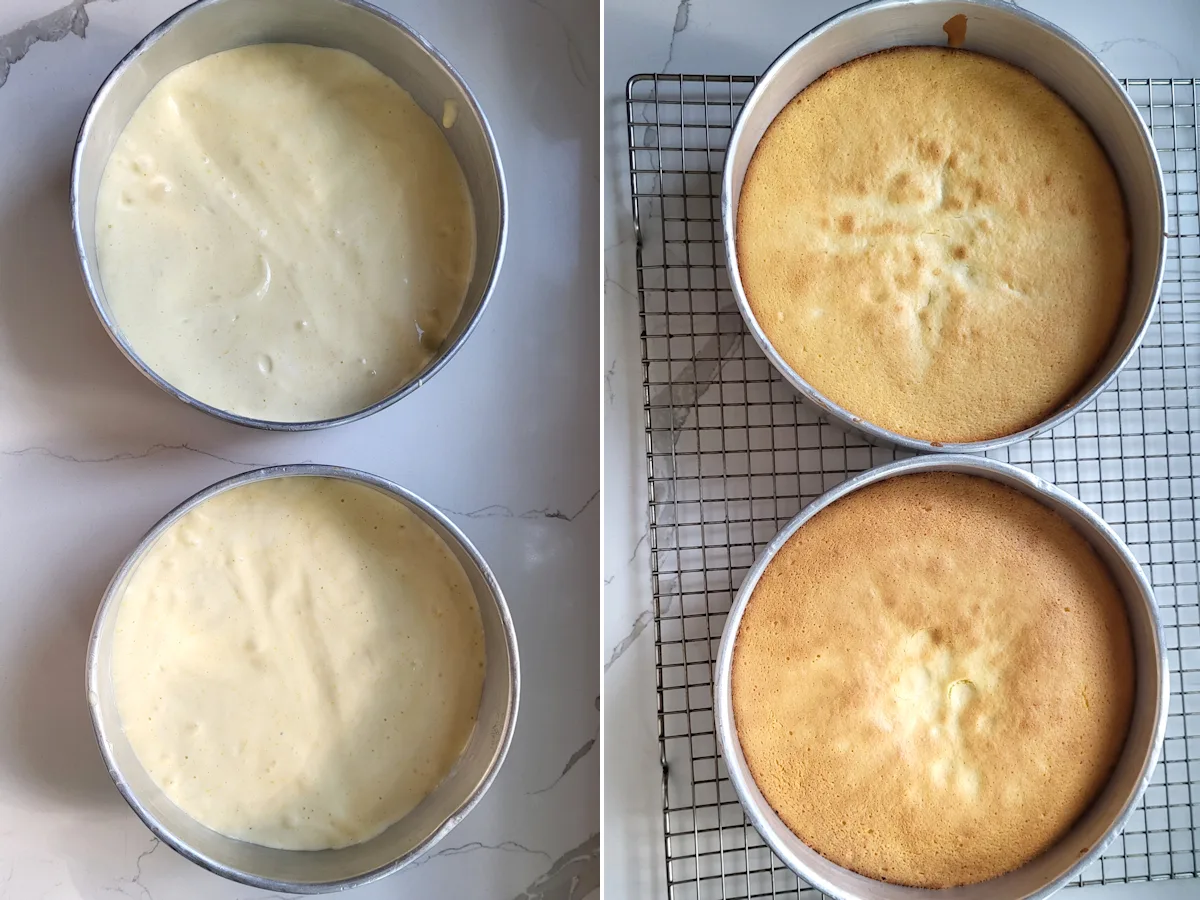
730,472,1136,887
733,47,1131,444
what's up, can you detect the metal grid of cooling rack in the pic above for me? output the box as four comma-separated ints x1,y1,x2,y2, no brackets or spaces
628,74,1200,899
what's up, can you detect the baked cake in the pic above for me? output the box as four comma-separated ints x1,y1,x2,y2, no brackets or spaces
735,48,1130,443
731,473,1135,887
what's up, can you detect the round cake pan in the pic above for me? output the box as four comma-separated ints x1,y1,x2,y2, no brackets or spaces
86,464,520,893
714,455,1168,900
70,0,507,431
721,0,1166,453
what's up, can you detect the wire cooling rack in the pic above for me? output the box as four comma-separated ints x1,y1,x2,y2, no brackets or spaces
627,74,1200,899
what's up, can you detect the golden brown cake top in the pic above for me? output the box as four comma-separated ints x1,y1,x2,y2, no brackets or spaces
736,48,1130,443
731,473,1135,887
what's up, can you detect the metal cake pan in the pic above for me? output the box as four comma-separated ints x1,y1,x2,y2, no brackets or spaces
721,0,1166,453
86,464,520,893
713,455,1168,900
71,0,507,430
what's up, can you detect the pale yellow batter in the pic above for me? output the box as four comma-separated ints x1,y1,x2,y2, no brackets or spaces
96,44,475,421
112,476,486,851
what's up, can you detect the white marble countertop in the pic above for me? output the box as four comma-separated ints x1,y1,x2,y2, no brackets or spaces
0,0,598,897
602,1,1200,898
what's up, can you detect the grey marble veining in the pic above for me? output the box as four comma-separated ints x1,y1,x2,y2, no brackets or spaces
0,0,101,88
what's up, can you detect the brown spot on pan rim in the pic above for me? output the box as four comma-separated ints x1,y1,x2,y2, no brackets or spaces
943,13,968,48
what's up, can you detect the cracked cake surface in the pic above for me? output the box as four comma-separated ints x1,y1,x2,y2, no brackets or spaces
736,48,1129,443
731,473,1135,887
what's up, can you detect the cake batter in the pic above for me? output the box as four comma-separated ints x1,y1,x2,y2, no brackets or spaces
96,44,475,421
112,476,486,851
